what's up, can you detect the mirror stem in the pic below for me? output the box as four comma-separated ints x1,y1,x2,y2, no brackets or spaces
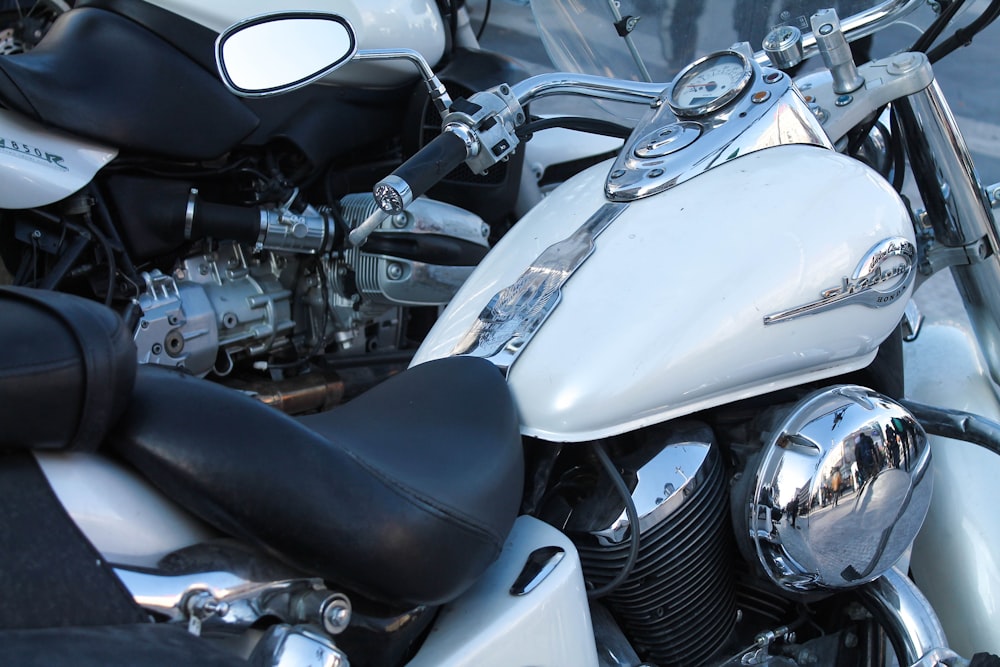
354,49,452,117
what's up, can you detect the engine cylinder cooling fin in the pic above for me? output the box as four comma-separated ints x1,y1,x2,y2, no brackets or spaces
567,426,737,666
337,193,489,308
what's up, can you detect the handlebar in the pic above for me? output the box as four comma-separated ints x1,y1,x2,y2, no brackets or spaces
351,127,473,246
374,127,472,214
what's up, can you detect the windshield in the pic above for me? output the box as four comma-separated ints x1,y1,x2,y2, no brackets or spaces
529,0,927,82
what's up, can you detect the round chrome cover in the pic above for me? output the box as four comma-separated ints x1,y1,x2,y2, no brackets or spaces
744,385,932,593
633,122,702,159
668,50,753,118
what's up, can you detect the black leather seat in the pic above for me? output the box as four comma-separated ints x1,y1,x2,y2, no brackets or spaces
0,285,524,608
0,286,136,451
111,355,524,607
0,7,259,159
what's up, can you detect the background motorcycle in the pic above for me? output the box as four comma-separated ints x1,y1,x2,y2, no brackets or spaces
0,0,529,409
6,0,1000,666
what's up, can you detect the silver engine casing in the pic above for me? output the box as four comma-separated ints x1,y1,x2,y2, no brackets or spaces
133,196,488,377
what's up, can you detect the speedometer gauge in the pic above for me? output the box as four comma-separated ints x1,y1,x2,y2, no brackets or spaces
668,51,754,118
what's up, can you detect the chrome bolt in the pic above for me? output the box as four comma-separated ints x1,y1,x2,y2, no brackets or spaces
391,213,408,229
186,591,229,620
386,263,404,280
151,343,162,355
321,594,352,635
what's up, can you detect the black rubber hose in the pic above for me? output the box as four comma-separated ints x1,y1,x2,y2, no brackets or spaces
586,441,641,600
193,199,260,244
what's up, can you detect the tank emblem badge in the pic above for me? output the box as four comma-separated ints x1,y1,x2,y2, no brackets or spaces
0,137,67,171
764,237,915,325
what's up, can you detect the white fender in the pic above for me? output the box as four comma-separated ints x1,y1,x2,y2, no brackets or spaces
905,314,1000,656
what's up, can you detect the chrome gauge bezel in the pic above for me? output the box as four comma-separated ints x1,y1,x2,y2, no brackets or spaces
668,50,754,118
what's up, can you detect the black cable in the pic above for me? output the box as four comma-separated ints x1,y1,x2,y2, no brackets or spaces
82,215,117,306
586,441,640,600
926,0,1000,63
89,184,138,285
910,0,968,53
517,115,633,141
475,0,492,41
449,0,459,54
890,107,907,193
902,399,1000,456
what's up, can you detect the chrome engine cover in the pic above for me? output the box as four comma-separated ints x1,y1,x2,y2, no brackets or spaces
738,385,932,593
134,244,294,376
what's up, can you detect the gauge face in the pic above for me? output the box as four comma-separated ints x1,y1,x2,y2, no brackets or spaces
668,51,753,118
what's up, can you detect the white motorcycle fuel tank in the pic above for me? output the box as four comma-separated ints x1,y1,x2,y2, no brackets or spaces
147,0,446,87
0,108,117,209
414,144,916,441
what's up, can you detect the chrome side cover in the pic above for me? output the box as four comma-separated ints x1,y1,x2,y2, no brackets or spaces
740,386,932,593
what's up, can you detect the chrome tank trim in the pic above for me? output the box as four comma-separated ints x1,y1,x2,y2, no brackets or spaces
743,385,932,593
451,202,627,375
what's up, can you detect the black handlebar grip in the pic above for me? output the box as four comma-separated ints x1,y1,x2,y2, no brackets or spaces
374,129,470,213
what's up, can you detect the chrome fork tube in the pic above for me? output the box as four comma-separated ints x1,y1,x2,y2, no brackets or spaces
895,80,1000,384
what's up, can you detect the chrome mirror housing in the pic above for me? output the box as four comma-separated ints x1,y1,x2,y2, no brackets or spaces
739,385,932,594
216,12,357,97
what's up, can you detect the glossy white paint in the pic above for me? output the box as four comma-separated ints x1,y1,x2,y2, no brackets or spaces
147,0,445,87
36,452,216,567
0,109,117,209
905,317,1000,656
405,515,598,667
414,145,914,441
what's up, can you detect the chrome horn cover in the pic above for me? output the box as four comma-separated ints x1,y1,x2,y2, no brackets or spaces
744,385,932,593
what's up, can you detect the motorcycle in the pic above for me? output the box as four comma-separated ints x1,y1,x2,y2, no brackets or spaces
0,0,531,409
6,0,1000,665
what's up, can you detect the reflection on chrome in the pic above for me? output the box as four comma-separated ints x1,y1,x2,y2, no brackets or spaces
741,385,932,593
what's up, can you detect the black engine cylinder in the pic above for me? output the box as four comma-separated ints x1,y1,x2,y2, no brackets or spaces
567,424,737,666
